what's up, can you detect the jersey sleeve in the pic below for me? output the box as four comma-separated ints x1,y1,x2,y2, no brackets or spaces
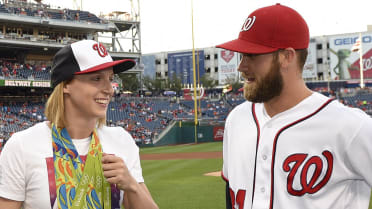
345,116,372,187
222,113,230,182
0,133,26,201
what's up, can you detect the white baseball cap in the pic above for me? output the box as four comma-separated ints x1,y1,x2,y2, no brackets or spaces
51,40,135,88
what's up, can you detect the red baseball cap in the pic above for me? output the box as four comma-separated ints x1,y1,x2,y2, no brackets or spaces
216,3,309,54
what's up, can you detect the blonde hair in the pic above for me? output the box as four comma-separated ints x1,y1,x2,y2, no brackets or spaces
45,81,106,128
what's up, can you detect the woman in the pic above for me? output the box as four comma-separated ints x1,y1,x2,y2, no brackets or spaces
0,40,159,209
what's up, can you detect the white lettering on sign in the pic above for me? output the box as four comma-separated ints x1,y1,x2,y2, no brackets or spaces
4,80,50,87
221,65,236,73
32,81,50,87
5,80,31,87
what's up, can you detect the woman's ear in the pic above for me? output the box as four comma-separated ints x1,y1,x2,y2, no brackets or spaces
63,82,70,94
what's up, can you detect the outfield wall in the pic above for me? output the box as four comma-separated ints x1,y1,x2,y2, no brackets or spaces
155,121,224,146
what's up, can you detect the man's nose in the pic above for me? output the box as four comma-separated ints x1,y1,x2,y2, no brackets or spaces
238,56,249,72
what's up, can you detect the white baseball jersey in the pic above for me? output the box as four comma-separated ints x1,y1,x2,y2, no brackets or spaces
222,92,372,209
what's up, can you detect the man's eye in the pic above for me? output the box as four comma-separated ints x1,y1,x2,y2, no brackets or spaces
244,54,258,58
93,76,100,81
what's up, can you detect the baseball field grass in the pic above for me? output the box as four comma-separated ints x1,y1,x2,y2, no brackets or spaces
140,142,372,209
140,142,223,154
140,142,225,209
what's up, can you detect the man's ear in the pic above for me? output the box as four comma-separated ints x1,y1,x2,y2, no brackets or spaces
280,48,296,68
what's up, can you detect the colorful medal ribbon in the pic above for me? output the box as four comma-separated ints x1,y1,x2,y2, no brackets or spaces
51,124,111,209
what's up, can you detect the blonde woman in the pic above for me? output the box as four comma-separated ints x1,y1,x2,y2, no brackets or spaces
0,40,158,209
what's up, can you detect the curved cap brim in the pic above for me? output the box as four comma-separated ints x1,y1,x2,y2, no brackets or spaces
74,59,136,75
216,38,279,54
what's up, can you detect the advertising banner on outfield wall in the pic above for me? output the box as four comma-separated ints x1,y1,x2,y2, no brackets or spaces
303,42,317,79
0,80,51,87
142,55,156,79
218,49,239,85
167,51,205,85
329,32,372,80
213,126,224,141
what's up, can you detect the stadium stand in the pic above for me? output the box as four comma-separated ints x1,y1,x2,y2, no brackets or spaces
0,0,141,152
0,0,371,153
0,59,51,80
0,1,101,23
1,86,371,152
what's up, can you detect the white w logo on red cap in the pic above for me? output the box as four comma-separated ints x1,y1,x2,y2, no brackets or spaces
241,16,256,32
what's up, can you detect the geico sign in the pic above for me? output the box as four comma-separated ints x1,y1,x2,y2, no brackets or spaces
334,35,372,46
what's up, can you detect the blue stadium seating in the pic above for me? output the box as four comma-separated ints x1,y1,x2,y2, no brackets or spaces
1,88,372,150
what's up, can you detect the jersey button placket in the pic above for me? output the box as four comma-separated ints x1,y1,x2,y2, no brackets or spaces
252,122,273,209
262,155,267,160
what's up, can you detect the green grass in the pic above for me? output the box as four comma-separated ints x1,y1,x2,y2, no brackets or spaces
140,142,372,209
140,142,224,209
142,158,224,209
140,141,223,154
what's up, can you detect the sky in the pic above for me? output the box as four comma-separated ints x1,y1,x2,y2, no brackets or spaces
43,0,372,54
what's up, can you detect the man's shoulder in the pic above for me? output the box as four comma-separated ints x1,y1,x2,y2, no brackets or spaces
229,100,252,115
226,100,255,124
321,98,372,129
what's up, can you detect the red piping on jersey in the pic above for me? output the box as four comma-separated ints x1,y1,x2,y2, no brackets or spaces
251,103,260,204
221,171,229,182
268,98,333,209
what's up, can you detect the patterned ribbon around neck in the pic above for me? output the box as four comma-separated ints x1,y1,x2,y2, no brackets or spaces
51,124,111,209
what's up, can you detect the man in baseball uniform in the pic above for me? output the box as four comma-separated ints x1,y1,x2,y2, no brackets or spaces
217,4,372,209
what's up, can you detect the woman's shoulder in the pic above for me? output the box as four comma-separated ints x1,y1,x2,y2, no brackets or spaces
3,121,52,156
99,125,131,137
10,121,50,141
97,125,139,158
97,125,135,145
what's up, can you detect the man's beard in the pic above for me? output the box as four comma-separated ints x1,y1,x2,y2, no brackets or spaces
243,58,283,103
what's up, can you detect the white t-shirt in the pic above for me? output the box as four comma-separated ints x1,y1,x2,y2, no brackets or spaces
0,122,144,209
